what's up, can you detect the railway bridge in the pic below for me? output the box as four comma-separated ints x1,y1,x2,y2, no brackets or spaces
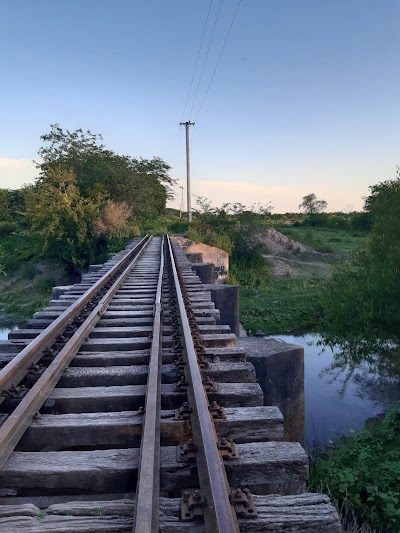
0,236,340,532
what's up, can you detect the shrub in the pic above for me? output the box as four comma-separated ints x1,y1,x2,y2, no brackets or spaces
20,263,35,279
35,276,55,291
309,403,400,532
0,221,17,237
94,202,132,238
169,220,190,233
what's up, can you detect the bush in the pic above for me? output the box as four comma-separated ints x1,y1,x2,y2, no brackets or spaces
0,221,17,237
169,220,190,233
35,276,55,291
309,403,400,532
321,171,400,342
20,263,35,279
94,202,132,238
349,211,372,231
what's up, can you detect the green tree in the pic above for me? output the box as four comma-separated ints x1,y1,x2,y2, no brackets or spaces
0,189,12,221
299,193,327,216
0,188,29,223
37,124,175,219
24,167,105,271
321,169,400,346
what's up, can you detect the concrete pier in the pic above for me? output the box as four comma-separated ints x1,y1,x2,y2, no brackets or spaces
191,263,216,284
239,337,305,444
204,284,240,337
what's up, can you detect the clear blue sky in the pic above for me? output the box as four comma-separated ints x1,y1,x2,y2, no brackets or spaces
1,0,399,212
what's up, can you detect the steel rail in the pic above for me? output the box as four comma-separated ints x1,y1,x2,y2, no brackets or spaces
0,236,152,470
133,236,164,532
167,236,239,532
0,235,150,397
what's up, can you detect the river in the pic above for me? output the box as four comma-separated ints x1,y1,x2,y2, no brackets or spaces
277,333,400,448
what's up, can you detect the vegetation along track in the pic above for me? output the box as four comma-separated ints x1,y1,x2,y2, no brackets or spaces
0,236,340,532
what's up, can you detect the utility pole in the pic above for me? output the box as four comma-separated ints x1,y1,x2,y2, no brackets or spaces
179,185,184,219
179,121,195,222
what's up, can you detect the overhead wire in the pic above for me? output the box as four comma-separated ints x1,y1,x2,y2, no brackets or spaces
188,0,223,116
180,0,214,122
194,0,242,121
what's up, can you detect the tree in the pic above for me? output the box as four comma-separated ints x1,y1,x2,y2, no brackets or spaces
24,167,105,271
37,124,175,219
0,188,29,223
299,193,327,216
321,169,400,348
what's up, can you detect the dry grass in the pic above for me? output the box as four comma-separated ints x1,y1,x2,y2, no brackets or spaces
94,202,132,238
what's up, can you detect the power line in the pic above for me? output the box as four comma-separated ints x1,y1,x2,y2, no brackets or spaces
188,0,223,116
195,0,242,121
180,0,213,122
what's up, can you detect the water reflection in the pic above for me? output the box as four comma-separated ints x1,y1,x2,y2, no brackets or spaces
275,334,400,449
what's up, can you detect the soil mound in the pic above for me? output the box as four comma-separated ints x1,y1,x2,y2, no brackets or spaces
258,227,313,256
257,228,333,279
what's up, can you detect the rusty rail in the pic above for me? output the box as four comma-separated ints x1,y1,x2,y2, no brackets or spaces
167,236,239,532
133,236,164,532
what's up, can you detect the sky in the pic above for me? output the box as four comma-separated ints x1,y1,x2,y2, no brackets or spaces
0,0,399,213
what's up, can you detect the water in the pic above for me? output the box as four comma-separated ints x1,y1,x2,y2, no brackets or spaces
275,334,400,448
0,327,16,340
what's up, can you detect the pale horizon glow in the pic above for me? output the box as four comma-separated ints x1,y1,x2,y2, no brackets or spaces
0,159,37,189
0,1,399,214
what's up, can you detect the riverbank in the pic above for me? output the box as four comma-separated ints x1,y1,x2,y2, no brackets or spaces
0,234,131,327
309,402,400,532
0,261,74,326
238,226,368,335
238,227,400,531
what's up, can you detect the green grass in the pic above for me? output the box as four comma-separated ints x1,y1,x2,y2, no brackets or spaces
276,226,368,255
309,403,400,532
0,279,54,323
239,278,324,334
237,227,368,334
0,253,72,325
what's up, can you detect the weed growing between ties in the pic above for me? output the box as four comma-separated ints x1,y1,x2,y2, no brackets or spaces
308,403,400,532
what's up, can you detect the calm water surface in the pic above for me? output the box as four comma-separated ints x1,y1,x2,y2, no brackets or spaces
275,334,400,448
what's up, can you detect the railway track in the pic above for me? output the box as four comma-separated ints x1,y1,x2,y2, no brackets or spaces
0,236,340,532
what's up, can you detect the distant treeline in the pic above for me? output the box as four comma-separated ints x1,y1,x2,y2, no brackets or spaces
267,211,371,231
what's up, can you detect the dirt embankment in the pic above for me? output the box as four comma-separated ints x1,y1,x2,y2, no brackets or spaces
257,227,334,280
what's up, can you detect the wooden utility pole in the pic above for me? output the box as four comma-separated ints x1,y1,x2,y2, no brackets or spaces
179,121,195,222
